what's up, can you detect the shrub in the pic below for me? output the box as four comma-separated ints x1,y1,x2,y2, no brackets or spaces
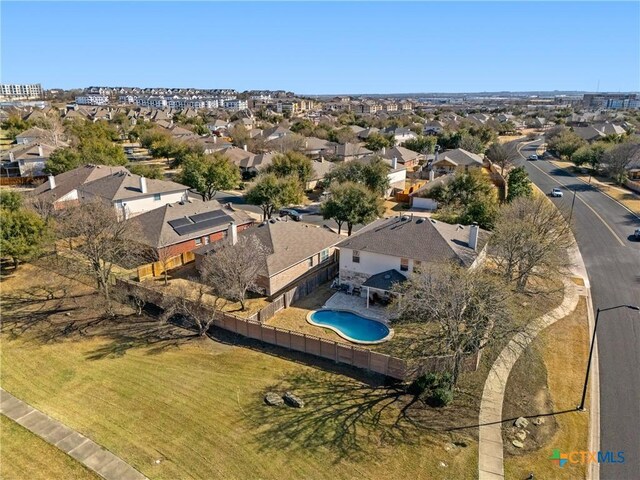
428,387,454,407
408,372,453,407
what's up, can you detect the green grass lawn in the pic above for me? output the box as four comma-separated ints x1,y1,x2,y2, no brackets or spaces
0,415,100,480
1,264,479,480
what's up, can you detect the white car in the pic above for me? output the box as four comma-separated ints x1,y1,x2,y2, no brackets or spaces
528,154,538,160
550,188,563,198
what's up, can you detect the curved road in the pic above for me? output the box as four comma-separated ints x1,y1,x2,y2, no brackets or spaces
514,140,640,479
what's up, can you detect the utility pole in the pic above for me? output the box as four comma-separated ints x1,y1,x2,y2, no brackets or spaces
568,187,577,223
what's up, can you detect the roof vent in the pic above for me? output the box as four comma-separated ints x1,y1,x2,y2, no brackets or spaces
269,218,277,224
430,219,437,224
416,218,425,224
401,215,409,221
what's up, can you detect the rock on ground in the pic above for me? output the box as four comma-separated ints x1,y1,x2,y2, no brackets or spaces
514,417,529,428
264,392,284,406
512,440,524,448
283,391,305,408
515,430,527,441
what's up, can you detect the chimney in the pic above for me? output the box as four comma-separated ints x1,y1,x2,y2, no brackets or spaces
469,223,479,251
391,157,398,169
243,144,248,151
228,222,238,246
139,176,147,194
428,169,435,181
48,175,56,190
38,145,44,157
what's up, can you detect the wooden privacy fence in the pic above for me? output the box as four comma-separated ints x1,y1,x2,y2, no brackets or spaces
115,278,481,382
137,251,196,280
283,261,339,306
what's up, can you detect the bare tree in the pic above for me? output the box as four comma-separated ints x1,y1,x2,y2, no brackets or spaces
199,235,268,310
161,281,227,337
139,231,184,287
490,195,574,291
485,142,516,176
56,199,143,314
603,143,640,185
393,263,509,388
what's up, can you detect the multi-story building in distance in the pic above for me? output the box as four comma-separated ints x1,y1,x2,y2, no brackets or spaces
0,83,43,100
583,93,639,110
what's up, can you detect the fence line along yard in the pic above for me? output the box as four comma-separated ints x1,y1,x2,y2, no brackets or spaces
115,278,481,382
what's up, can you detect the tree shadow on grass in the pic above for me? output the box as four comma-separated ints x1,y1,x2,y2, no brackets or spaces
1,284,197,359
247,369,475,463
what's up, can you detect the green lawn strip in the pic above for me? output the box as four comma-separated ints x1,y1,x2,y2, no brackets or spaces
0,415,100,480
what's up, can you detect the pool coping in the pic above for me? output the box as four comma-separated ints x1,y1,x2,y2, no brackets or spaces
306,308,395,345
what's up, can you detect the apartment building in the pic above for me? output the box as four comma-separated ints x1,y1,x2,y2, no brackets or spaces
0,83,43,100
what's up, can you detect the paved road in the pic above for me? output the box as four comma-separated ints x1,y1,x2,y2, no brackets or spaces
514,140,640,478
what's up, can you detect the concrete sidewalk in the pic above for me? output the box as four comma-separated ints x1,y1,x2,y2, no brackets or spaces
0,388,147,480
477,278,580,479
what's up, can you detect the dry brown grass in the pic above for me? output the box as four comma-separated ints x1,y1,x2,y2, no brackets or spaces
0,416,100,480
503,298,589,479
2,264,482,480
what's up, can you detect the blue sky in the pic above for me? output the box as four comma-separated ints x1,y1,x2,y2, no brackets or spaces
2,1,639,93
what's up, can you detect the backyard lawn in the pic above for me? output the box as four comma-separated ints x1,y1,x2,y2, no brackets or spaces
1,264,480,480
0,415,100,480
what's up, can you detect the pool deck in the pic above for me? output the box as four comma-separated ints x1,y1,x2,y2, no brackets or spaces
323,292,390,323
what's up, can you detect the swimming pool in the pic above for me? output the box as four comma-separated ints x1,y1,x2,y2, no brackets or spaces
307,309,393,344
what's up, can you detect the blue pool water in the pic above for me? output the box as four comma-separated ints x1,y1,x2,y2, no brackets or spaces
309,309,390,343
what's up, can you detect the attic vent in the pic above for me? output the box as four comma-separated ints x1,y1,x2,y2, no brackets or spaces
416,218,425,224
430,219,437,224
383,274,391,280
401,215,409,221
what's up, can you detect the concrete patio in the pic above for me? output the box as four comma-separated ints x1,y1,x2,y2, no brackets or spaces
323,292,390,323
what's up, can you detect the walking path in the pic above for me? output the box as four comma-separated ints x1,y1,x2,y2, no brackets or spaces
0,388,147,480
477,278,580,480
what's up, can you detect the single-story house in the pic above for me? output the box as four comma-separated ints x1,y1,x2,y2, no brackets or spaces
194,219,343,296
132,198,253,259
333,143,373,162
430,148,484,174
337,215,490,301
1,143,56,177
15,127,50,145
380,145,422,168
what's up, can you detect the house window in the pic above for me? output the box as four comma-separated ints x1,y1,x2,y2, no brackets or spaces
204,237,210,245
400,258,409,271
353,250,360,263
320,249,329,262
153,193,161,201
308,256,314,268
195,238,202,246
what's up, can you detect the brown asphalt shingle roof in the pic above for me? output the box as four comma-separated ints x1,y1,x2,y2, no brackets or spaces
77,170,187,201
131,199,253,248
195,220,342,277
31,164,129,204
337,216,489,268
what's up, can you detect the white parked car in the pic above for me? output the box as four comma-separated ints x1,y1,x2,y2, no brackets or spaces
528,154,538,160
550,188,563,198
